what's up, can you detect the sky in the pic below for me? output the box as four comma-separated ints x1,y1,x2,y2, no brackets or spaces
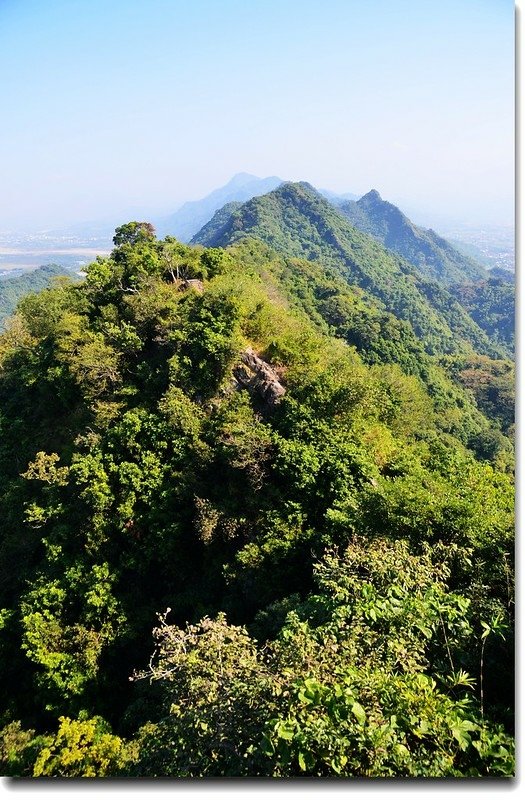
0,0,515,231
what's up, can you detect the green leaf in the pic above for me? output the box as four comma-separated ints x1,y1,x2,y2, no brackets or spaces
395,743,409,757
351,701,366,726
276,721,295,741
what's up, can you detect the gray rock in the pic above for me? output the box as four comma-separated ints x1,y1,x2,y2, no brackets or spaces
233,348,285,407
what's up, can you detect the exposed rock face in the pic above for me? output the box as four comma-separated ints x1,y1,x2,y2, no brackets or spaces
233,348,285,407
181,278,204,293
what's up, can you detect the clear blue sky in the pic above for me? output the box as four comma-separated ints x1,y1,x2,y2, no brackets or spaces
0,0,514,230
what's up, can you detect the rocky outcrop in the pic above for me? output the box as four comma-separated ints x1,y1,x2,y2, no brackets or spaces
233,348,285,407
180,278,204,293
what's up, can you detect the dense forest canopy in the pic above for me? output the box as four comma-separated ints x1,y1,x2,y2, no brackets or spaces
0,216,514,777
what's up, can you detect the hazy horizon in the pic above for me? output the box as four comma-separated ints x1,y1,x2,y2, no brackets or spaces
0,0,514,232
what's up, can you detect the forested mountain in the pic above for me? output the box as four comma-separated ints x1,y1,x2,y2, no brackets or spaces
453,277,515,356
0,221,514,777
337,190,487,285
192,182,503,360
153,174,360,243
0,264,74,329
489,267,514,282
155,173,283,241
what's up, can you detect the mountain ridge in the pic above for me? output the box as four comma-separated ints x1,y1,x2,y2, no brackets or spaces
337,189,487,284
154,173,284,241
191,182,501,359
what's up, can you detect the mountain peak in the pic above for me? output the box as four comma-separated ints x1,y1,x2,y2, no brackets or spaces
226,172,261,188
361,189,383,202
277,180,318,195
338,190,486,284
155,174,283,241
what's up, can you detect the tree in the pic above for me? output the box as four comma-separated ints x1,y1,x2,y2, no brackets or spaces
113,222,156,247
131,539,514,777
32,716,136,777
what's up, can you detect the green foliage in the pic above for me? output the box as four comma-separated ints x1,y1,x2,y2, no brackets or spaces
55,313,122,401
113,221,156,247
20,562,124,706
193,182,501,359
131,539,514,777
177,292,244,397
0,220,514,777
265,670,513,777
442,355,514,435
32,715,136,777
453,278,515,356
0,721,43,776
224,240,511,459
131,613,268,776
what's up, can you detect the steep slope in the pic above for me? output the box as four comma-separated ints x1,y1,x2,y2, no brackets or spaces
0,263,75,328
488,267,514,282
192,182,501,359
337,190,487,284
155,173,283,241
189,200,243,245
453,276,515,355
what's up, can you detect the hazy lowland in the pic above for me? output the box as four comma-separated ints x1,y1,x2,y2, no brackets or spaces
0,174,515,273
0,179,514,777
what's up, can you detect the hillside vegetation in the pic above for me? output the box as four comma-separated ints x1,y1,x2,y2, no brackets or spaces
453,277,515,356
337,190,486,285
192,183,504,360
0,264,73,328
0,222,514,777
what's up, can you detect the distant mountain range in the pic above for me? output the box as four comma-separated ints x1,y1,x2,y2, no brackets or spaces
0,165,515,779
156,174,488,288
154,173,284,241
13,175,503,285
1,180,512,360
192,181,502,359
317,187,359,205
153,174,361,243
